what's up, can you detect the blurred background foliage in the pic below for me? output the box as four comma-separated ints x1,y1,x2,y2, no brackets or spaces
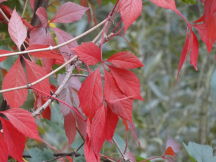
1,0,216,161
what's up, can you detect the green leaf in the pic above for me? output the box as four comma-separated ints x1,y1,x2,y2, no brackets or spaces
184,142,216,162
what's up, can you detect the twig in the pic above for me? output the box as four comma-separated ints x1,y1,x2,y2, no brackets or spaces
23,151,81,159
32,63,77,117
71,74,88,77
0,56,78,94
22,0,29,17
0,8,9,22
0,18,108,58
112,137,126,161
32,87,85,120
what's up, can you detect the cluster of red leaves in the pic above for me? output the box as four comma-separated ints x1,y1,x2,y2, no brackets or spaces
0,108,41,161
74,42,143,161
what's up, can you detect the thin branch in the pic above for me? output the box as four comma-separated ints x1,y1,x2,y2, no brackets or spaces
71,74,88,77
0,18,108,58
32,86,85,120
22,0,29,17
0,8,9,22
32,62,78,117
0,56,78,94
112,137,126,161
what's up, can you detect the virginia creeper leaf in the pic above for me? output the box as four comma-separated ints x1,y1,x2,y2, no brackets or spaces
178,31,190,74
178,30,199,74
36,7,48,27
1,108,41,141
119,0,143,31
2,59,28,108
84,106,106,162
25,58,51,94
1,118,26,162
64,112,76,145
51,2,88,23
78,69,103,120
84,121,99,162
8,10,27,49
109,66,142,100
0,133,8,162
104,106,118,141
107,51,144,69
73,42,102,65
104,70,133,121
190,31,199,70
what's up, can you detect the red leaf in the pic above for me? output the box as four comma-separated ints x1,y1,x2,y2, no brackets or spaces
1,108,41,141
2,59,28,108
8,9,27,49
0,0,6,3
73,42,102,65
26,44,64,62
29,27,54,45
90,106,106,154
178,31,190,74
104,106,118,141
104,70,133,121
78,69,103,119
178,30,199,74
164,146,175,156
53,27,78,60
190,31,199,70
84,106,106,162
25,58,51,94
0,133,8,162
194,23,212,52
119,0,143,31
107,51,143,69
36,7,48,27
149,0,177,11
51,2,88,23
109,66,142,100
0,49,11,62
64,112,76,145
1,118,26,162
